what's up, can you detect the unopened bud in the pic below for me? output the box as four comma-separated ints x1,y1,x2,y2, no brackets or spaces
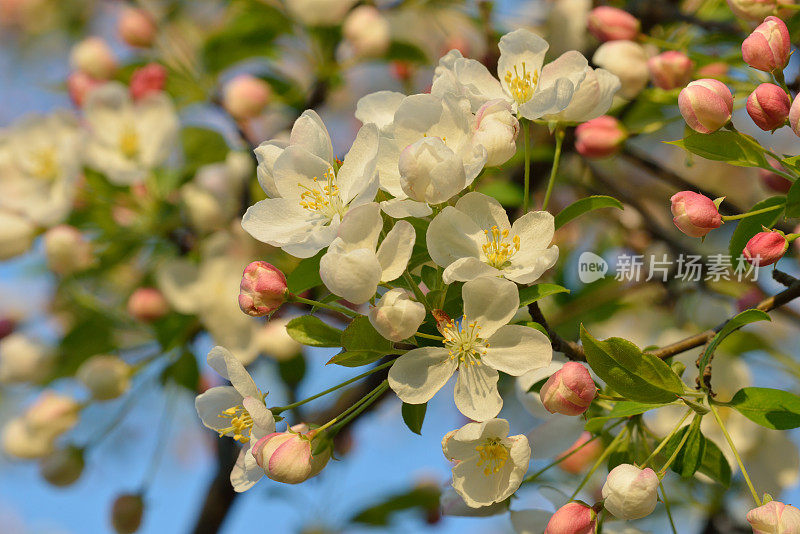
70,37,117,80
117,7,157,48
223,75,272,120
679,79,733,134
77,355,132,401
43,225,93,276
130,63,167,101
40,445,84,487
67,71,103,108
587,6,640,42
127,287,169,322
760,159,792,193
0,333,53,384
238,261,288,317
557,432,602,474
368,288,426,342
539,362,596,416
473,99,519,167
111,493,144,534
746,83,791,131
592,40,649,99
342,6,390,57
744,230,788,266
601,464,659,520
670,191,723,238
575,116,627,159
545,501,597,534
648,51,693,90
791,95,800,138
747,500,800,534
252,424,331,484
742,16,791,73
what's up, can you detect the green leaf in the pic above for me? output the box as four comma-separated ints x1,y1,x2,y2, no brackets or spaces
285,316,342,347
667,130,769,168
696,309,771,389
675,416,705,478
580,326,684,403
721,387,800,429
420,265,442,292
326,350,384,367
728,196,786,259
554,195,624,230
385,41,429,63
519,283,570,307
351,486,440,526
585,401,661,432
341,316,393,354
523,322,549,338
785,178,800,218
476,181,523,207
698,437,732,487
181,127,229,174
286,253,323,294
401,402,427,435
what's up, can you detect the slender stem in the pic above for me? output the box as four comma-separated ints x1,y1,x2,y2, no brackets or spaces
403,271,431,312
709,402,761,506
773,70,792,94
721,204,785,221
658,416,695,477
272,360,395,414
569,426,629,500
522,419,625,484
660,483,678,534
289,293,359,317
642,409,692,467
414,332,444,341
139,387,176,491
542,127,564,211
522,120,531,213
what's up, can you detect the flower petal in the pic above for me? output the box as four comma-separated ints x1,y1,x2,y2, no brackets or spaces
426,206,483,268
454,363,502,421
254,140,287,198
463,277,519,338
356,91,405,131
335,203,382,251
195,385,243,431
379,198,432,218
511,210,555,250
504,245,559,285
484,325,552,376
454,192,511,233
241,197,321,247
243,396,275,440
442,257,501,284
271,145,332,199
497,29,548,98
207,346,260,398
337,123,379,205
230,446,263,492
289,109,333,164
377,220,416,281
319,247,382,304
388,347,457,405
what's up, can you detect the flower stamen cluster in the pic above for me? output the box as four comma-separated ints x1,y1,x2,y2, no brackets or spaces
475,438,509,476
483,226,520,268
504,62,538,105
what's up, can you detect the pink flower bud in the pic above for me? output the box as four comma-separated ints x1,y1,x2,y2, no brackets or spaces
648,51,693,90
111,493,144,534
127,287,169,322
760,159,792,193
574,116,627,159
744,230,788,266
742,16,791,73
790,94,800,137
545,502,597,534
251,424,331,484
69,37,117,80
130,63,167,101
539,362,596,416
587,6,640,42
678,79,733,133
747,500,800,534
223,75,272,120
747,83,791,131
117,7,157,48
727,0,796,22
238,261,287,317
602,464,659,520
67,71,103,108
670,191,723,238
558,432,602,474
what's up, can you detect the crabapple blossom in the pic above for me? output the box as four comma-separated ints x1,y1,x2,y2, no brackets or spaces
320,203,415,304
251,424,331,484
426,192,558,284
83,82,179,185
679,79,733,133
388,277,552,421
592,40,649,99
539,361,596,416
117,7,157,48
0,333,53,384
243,111,379,257
742,16,791,73
442,418,530,507
574,116,626,158
744,230,788,266
747,500,800,533
223,75,272,120
747,83,791,131
670,191,723,237
648,51,693,90
70,37,117,80
368,288,426,342
76,355,132,401
194,346,276,492
343,6,390,57
472,99,519,167
601,464,659,520
541,66,620,123
545,502,597,534
238,261,288,316
587,6,640,42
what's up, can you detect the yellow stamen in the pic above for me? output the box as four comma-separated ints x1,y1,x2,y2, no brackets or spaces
217,404,253,443
439,316,488,365
32,148,58,180
119,125,139,159
504,62,538,105
297,168,345,218
475,438,510,476
482,226,520,268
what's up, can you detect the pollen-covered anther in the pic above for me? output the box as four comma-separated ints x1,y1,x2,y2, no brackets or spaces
483,226,520,268
504,62,538,105
217,404,253,443
297,168,345,217
475,438,509,476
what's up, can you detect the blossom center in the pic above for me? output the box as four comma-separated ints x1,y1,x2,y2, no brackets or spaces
504,62,538,105
475,438,509,475
217,404,253,443
32,148,58,181
483,226,520,268
440,316,488,365
298,168,346,219
119,125,140,159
